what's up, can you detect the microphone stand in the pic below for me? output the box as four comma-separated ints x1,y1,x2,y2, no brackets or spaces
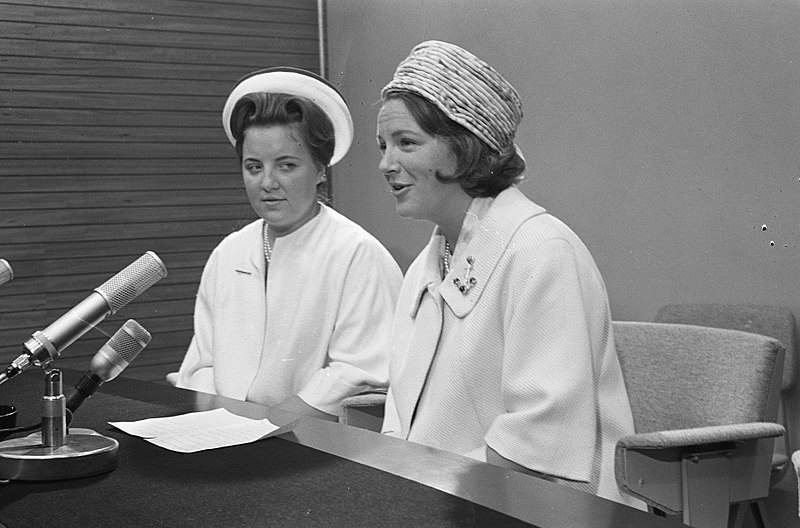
0,368,119,481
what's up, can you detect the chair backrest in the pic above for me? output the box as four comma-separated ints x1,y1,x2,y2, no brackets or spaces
654,303,797,393
613,321,784,434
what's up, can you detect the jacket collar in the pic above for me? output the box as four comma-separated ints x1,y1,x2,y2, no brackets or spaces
237,205,328,274
407,186,547,318
224,219,266,278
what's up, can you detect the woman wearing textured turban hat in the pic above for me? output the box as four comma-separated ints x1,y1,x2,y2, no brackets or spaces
171,67,402,420
377,41,643,509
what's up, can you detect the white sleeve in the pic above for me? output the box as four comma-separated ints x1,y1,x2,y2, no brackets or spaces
297,239,402,414
175,251,219,394
380,387,402,437
485,239,597,482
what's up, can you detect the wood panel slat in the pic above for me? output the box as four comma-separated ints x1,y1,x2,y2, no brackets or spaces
0,282,201,316
0,313,194,346
2,75,231,96
0,38,319,68
0,91,233,112
0,263,206,292
1,219,253,244
0,0,315,22
2,124,223,143
0,160,239,177
0,239,221,261
3,108,219,127
2,204,255,227
0,23,318,55
2,143,237,159
0,0,320,379
0,55,255,81
0,4,318,39
0,297,196,330
0,189,245,209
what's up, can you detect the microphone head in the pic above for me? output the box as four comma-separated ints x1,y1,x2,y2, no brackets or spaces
95,251,167,314
90,319,151,381
113,319,151,362
0,259,13,286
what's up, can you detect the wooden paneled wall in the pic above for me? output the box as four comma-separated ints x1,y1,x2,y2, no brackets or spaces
0,0,320,382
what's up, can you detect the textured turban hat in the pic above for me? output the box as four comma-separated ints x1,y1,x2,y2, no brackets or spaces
381,40,523,154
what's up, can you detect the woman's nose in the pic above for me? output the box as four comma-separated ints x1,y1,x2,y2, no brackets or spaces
260,169,278,190
378,150,398,176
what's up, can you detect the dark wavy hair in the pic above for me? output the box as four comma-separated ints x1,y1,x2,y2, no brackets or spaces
230,92,335,170
382,91,525,198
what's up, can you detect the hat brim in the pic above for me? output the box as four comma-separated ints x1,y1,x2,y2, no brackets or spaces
222,67,354,166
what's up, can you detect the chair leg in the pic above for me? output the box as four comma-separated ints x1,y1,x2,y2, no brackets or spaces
749,500,771,528
728,501,771,528
728,503,743,528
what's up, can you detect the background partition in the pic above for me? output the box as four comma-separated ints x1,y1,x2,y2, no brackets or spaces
0,0,320,381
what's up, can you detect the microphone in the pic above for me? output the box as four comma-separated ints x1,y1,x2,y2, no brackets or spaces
0,251,166,385
66,319,151,421
0,259,13,286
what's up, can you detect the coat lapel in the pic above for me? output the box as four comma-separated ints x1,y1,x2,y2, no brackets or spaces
230,222,267,400
393,240,446,436
393,188,547,436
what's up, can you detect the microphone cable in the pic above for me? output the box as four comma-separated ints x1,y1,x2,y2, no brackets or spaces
0,421,41,441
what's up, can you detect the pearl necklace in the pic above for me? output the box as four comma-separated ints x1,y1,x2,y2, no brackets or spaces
442,241,452,277
262,222,273,264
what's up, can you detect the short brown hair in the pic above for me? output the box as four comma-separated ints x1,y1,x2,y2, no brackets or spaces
384,91,525,198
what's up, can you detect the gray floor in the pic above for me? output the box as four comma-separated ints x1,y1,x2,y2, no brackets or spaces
762,468,799,528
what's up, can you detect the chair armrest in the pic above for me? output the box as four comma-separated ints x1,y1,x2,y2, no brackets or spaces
616,422,784,514
338,391,387,432
618,422,785,451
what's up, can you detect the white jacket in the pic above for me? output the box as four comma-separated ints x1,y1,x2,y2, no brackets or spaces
382,187,641,508
176,205,402,415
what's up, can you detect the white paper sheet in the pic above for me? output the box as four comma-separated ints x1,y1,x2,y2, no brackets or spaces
109,408,286,453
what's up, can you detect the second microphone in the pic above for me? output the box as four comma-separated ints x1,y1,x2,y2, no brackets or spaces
66,319,152,423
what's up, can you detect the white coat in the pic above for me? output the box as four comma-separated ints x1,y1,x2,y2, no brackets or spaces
382,186,641,508
175,205,402,415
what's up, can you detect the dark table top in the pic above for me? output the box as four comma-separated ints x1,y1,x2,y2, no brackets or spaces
0,368,685,528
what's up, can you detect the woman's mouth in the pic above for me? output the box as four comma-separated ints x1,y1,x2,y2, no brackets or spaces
389,182,412,193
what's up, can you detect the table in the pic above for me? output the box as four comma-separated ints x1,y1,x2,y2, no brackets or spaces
0,368,685,527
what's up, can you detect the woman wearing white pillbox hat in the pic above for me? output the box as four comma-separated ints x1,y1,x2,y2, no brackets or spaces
171,67,402,420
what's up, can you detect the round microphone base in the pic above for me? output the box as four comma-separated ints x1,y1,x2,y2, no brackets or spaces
0,430,118,481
